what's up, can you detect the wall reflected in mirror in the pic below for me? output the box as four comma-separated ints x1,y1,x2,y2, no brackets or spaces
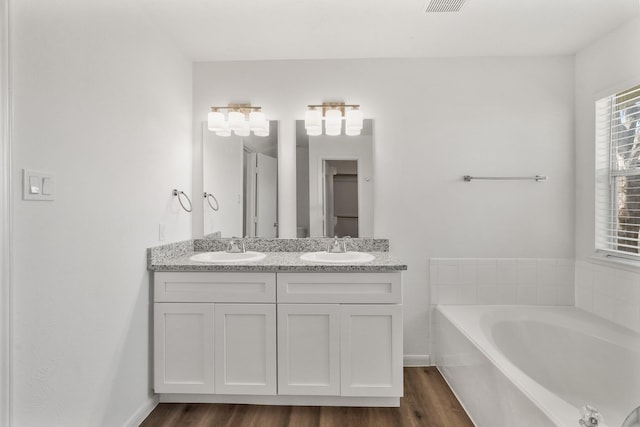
202,121,278,238
296,119,373,238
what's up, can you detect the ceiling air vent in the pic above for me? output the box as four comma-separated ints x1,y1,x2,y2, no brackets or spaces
425,0,467,13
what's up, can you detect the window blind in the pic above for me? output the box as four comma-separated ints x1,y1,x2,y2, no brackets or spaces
595,84,640,258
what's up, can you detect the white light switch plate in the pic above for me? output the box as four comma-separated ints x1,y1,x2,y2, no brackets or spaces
23,169,55,201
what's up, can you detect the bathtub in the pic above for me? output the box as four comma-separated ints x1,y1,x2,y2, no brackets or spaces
434,305,640,427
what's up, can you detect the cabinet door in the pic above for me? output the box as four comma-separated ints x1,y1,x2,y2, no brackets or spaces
214,304,277,395
277,304,341,395
340,304,403,397
154,303,214,394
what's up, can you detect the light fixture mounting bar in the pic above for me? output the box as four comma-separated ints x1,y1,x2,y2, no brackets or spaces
307,102,360,115
210,103,262,115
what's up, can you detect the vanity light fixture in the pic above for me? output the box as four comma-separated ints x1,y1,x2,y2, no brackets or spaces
208,104,269,137
304,102,363,136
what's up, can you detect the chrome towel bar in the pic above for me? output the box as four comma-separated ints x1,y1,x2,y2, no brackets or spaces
463,175,547,182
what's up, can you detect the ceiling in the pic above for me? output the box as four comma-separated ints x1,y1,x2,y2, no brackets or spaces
132,0,639,61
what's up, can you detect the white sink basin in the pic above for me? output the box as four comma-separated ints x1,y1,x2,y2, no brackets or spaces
189,251,267,263
299,251,375,264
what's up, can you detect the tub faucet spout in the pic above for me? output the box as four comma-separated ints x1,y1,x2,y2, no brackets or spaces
579,405,602,427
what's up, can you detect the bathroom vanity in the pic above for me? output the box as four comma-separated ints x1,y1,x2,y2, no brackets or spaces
148,238,406,407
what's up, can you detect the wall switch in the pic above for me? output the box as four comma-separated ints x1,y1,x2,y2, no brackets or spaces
159,223,166,242
29,176,40,194
23,169,55,201
42,177,54,195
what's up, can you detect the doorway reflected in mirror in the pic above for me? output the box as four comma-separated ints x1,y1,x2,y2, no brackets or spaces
296,119,373,238
324,160,358,237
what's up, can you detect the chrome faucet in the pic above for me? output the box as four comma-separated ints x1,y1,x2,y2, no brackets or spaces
326,236,351,253
579,405,602,427
226,237,245,253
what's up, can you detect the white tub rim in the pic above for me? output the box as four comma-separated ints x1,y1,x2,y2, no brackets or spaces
436,304,640,427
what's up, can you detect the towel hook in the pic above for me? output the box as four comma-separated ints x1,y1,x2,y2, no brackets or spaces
204,192,219,211
172,189,192,212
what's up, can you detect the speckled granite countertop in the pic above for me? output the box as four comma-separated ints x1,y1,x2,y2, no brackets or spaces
150,251,406,272
148,238,407,272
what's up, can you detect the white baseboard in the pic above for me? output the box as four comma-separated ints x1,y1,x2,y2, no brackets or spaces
124,395,159,427
160,394,400,407
403,354,431,366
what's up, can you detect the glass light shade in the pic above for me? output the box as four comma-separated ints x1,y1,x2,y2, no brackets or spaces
345,127,361,136
254,128,269,137
326,126,341,136
325,109,342,136
234,121,250,137
208,111,226,132
249,111,266,131
253,119,269,135
228,111,246,131
345,109,363,131
307,128,322,136
216,127,231,137
325,109,342,128
305,109,322,132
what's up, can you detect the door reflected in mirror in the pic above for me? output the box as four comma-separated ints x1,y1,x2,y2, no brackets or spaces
202,121,278,238
296,119,373,238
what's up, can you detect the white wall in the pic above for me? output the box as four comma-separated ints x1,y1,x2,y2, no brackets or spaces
1,0,11,424
11,2,192,426
574,17,640,330
193,57,575,358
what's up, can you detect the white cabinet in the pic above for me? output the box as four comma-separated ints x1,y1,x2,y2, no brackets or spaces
277,272,401,304
154,302,215,394
276,272,403,398
340,304,403,396
214,304,276,395
277,304,341,395
278,303,403,397
154,271,275,303
153,270,403,404
153,272,276,395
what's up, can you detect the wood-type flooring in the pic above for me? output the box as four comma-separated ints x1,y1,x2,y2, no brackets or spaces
140,367,473,427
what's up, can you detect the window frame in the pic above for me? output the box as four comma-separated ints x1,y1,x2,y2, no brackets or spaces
595,84,640,260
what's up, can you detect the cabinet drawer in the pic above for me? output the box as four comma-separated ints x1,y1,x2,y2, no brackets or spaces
277,272,401,304
154,272,276,303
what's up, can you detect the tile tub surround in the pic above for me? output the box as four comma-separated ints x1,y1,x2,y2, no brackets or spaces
147,238,404,272
430,258,574,306
575,260,640,333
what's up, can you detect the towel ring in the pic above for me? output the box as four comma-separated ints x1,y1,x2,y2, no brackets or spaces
172,189,192,212
204,192,219,211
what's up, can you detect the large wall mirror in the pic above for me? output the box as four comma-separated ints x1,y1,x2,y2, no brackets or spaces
202,121,278,238
296,119,373,238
